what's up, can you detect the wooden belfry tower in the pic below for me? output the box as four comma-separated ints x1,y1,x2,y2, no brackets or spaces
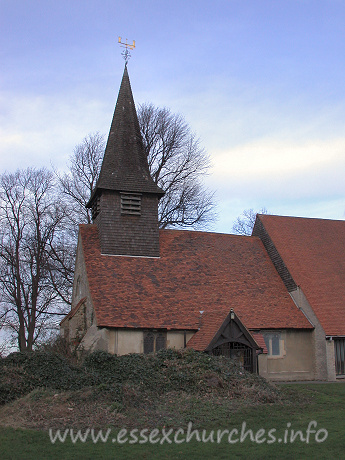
87,43,164,257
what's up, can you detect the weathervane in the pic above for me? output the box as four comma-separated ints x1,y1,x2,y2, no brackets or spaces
118,37,135,64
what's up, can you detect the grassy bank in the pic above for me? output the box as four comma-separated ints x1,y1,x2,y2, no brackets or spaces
0,350,343,458
0,384,343,459
0,349,282,429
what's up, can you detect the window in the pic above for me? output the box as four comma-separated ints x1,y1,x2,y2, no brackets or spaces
121,192,142,215
144,332,154,354
334,339,345,375
271,334,280,355
263,332,283,357
155,333,166,352
143,331,166,354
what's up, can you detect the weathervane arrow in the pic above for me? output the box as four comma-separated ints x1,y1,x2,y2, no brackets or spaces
118,37,136,64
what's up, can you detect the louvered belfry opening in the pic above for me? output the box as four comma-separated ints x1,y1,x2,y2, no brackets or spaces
86,65,164,257
121,192,142,215
91,196,101,220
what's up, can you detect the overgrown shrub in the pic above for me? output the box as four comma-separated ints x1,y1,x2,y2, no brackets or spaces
35,336,82,365
0,351,96,404
0,348,280,406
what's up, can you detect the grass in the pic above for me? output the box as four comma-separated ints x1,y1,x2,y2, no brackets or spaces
0,383,344,459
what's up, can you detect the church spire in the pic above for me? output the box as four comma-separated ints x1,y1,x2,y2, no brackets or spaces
87,65,164,258
88,65,164,202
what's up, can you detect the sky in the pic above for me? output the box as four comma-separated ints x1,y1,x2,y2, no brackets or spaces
1,0,345,233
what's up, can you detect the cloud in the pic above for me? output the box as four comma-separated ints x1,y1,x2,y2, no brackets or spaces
0,92,110,172
209,136,345,199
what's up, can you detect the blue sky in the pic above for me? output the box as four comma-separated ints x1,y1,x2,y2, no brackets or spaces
1,0,345,232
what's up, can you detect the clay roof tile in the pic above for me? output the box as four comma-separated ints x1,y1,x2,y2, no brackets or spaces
78,225,312,350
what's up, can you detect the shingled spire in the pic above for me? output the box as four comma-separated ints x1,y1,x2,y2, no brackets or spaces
87,65,164,257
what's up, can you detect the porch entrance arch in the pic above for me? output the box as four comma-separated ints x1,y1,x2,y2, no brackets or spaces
212,341,254,373
205,309,261,373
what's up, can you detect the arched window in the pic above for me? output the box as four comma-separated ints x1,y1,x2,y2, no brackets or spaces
143,331,166,354
144,332,155,354
156,333,166,352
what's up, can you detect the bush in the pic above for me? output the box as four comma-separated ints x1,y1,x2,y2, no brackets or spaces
0,348,280,406
35,336,81,364
0,351,97,404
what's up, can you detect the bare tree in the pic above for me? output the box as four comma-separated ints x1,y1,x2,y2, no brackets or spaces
57,132,105,226
139,103,215,228
61,106,215,230
0,310,8,356
50,106,216,316
54,134,105,304
232,208,268,236
0,168,69,351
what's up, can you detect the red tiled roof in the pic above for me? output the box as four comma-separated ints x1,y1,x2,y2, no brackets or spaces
186,310,234,351
186,310,268,352
251,332,268,354
79,225,312,350
258,214,345,336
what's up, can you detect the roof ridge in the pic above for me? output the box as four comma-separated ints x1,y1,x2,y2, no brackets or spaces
260,214,345,223
159,228,260,239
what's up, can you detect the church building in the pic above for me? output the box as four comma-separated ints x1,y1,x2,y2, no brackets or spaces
61,65,345,381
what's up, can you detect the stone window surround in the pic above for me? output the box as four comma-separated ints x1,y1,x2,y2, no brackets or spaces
262,331,286,359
